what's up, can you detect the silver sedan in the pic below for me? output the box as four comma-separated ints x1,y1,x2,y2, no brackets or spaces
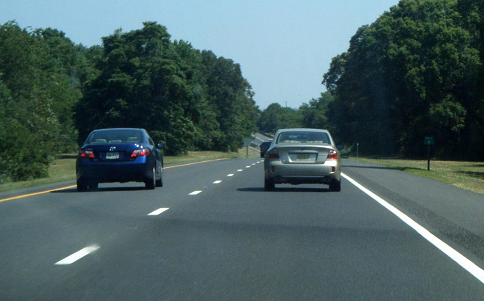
263,128,343,191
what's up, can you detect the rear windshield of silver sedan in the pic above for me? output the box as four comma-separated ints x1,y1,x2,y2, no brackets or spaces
87,130,142,144
276,131,330,145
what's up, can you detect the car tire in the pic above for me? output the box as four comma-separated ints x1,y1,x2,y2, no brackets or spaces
145,167,156,190
156,173,163,187
264,177,275,191
329,179,341,192
77,178,88,192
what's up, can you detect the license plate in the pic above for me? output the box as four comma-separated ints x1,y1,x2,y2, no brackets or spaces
106,152,119,160
297,154,310,160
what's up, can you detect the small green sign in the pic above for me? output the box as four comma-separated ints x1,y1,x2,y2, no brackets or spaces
424,137,435,146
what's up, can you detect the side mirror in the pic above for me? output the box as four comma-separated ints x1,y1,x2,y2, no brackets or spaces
336,145,344,151
157,142,165,149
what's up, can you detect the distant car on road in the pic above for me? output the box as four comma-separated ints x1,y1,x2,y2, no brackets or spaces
263,128,343,191
76,128,164,191
260,140,272,158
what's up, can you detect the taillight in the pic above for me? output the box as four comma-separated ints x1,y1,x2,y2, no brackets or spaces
131,148,150,158
327,149,338,159
268,148,279,159
79,150,95,159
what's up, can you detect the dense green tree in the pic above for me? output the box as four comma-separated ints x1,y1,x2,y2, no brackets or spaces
323,0,483,159
299,92,333,130
456,0,484,159
76,22,258,155
0,22,65,180
258,103,303,134
0,20,258,181
201,50,259,151
76,23,194,155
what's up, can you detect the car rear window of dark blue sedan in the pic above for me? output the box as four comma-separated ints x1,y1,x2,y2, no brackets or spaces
87,130,142,144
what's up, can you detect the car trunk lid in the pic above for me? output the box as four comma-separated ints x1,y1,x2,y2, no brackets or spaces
84,144,135,162
275,145,332,164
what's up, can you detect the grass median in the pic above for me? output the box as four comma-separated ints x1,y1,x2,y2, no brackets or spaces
354,157,484,195
0,148,261,192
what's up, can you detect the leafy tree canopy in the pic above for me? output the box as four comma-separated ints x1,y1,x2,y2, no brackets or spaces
321,0,484,159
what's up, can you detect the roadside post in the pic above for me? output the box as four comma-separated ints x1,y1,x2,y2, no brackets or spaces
424,137,434,171
243,138,252,158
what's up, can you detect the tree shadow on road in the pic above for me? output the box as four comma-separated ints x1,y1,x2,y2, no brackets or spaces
343,164,421,172
237,187,331,193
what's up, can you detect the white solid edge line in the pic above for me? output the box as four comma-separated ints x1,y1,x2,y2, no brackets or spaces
148,208,169,216
55,245,100,265
189,191,202,195
342,173,484,284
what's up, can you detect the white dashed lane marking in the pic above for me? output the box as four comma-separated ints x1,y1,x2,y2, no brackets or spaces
53,161,264,267
55,245,100,265
148,208,169,216
188,162,260,196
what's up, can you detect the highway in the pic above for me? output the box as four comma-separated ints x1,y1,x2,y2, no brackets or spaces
1,157,484,300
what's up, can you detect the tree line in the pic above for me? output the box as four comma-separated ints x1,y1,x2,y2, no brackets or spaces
323,0,484,159
2,0,483,182
0,21,258,182
259,0,484,160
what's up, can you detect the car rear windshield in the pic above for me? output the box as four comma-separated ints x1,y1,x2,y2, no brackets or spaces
87,130,142,144
276,131,330,145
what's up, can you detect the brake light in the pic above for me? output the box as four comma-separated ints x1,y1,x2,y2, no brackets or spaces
268,148,279,159
131,148,150,158
327,149,338,159
79,150,95,159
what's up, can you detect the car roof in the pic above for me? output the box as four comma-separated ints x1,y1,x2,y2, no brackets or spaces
276,128,330,133
91,128,145,132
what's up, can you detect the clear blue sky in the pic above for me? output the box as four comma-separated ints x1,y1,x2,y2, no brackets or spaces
1,0,401,110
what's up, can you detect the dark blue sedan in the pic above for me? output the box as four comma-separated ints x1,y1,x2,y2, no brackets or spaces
76,128,164,191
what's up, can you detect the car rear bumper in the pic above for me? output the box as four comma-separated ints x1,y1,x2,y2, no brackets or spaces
264,160,341,184
77,161,153,183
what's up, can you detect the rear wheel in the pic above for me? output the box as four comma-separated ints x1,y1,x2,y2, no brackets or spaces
264,177,275,191
156,173,163,187
329,179,341,192
145,168,156,190
77,178,88,192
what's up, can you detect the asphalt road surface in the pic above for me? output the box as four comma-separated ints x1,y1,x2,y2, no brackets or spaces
1,158,484,300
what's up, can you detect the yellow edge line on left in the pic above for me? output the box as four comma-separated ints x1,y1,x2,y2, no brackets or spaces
0,158,230,203
0,185,78,203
